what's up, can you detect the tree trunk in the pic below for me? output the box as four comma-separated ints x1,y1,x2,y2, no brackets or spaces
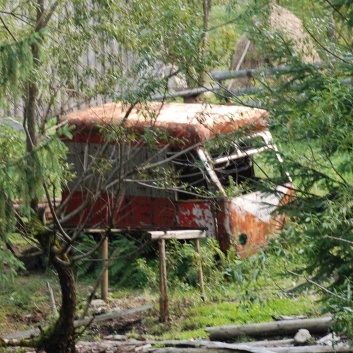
41,256,76,353
22,1,77,351
25,0,44,213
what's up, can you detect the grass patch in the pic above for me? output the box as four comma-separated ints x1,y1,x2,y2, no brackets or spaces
148,292,319,340
0,270,99,336
0,267,321,341
0,272,60,335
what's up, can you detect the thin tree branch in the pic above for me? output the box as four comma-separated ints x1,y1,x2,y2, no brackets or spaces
325,0,349,22
80,246,120,319
0,15,17,42
325,235,353,246
287,269,346,300
303,23,349,63
323,149,349,185
41,0,61,28
0,10,34,27
42,180,72,243
73,233,105,262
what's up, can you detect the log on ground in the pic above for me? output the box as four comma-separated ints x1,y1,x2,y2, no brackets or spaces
205,317,333,341
149,345,277,353
270,345,353,353
149,342,353,353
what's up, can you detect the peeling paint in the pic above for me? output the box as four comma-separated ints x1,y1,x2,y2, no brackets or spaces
177,202,216,237
232,186,289,223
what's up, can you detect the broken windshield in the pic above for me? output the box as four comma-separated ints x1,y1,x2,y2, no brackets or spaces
205,132,278,191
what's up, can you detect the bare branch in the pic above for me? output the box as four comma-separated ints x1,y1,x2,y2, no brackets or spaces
324,235,353,246
287,269,346,300
325,0,349,22
73,233,105,262
42,180,72,243
304,23,349,63
79,246,120,319
0,15,17,42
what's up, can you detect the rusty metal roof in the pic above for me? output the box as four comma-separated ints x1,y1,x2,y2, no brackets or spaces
60,102,269,146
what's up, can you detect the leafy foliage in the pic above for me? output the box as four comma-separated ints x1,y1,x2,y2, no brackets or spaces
0,35,36,103
75,232,155,289
133,237,289,300
232,0,353,336
0,122,68,284
330,0,353,27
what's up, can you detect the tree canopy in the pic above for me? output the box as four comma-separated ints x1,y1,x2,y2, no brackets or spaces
228,0,353,335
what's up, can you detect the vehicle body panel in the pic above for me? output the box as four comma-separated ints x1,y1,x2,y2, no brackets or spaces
60,102,292,255
216,186,293,256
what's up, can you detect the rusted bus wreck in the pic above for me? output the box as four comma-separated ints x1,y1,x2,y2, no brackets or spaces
59,102,293,256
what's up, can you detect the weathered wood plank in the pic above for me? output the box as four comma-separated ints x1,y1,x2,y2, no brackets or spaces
150,230,206,240
159,238,168,322
240,339,294,347
270,345,353,353
147,346,276,353
149,344,353,353
194,239,206,301
147,342,353,353
74,304,154,327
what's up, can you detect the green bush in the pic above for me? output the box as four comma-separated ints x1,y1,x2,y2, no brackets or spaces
74,231,156,289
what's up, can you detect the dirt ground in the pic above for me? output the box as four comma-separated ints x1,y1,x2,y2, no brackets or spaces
1,292,158,352
2,308,155,353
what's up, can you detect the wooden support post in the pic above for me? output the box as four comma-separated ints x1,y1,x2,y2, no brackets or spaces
150,230,206,321
159,238,168,322
194,239,206,302
101,235,109,301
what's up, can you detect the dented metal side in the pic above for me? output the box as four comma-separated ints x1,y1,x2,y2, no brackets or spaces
216,185,293,256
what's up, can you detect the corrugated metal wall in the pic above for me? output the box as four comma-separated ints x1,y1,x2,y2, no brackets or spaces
0,0,143,121
66,141,175,199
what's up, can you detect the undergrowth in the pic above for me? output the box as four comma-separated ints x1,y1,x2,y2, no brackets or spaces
0,233,322,342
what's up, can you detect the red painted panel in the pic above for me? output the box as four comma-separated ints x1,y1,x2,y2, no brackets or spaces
61,186,293,257
176,201,216,236
62,192,209,231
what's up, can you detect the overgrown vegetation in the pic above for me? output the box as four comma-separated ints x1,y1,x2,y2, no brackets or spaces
73,234,301,296
229,0,353,338
0,238,321,342
2,0,353,350
74,232,154,288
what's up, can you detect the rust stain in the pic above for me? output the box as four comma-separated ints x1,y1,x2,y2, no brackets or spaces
59,102,269,147
216,185,294,257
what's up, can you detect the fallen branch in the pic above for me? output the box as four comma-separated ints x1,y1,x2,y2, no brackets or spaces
1,327,41,341
74,304,154,327
147,339,293,349
147,345,276,353
147,341,353,353
270,346,353,353
1,304,154,341
46,282,58,317
205,317,333,341
239,339,294,347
